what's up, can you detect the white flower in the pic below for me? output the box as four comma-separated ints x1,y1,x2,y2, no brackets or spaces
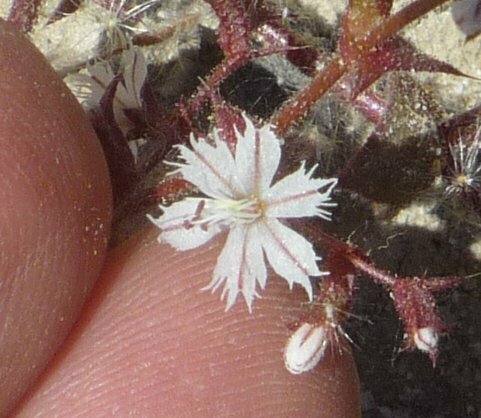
148,114,337,311
66,47,147,132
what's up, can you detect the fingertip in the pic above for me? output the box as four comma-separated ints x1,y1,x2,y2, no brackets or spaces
0,19,112,416
15,228,360,417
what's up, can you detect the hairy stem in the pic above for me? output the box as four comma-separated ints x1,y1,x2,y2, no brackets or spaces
272,0,449,135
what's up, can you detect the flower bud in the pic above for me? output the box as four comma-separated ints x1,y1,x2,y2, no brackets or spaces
284,323,328,374
413,326,438,353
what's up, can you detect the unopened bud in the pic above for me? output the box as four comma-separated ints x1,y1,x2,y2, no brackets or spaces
284,323,328,375
414,326,438,353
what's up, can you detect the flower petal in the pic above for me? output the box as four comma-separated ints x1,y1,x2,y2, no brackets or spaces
148,199,221,251
121,47,147,110
171,133,243,200
259,218,326,301
205,224,266,312
66,62,114,110
234,114,281,196
248,223,268,292
264,163,337,220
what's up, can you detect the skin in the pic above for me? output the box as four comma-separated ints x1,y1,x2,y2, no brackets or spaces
0,19,112,415
0,18,361,418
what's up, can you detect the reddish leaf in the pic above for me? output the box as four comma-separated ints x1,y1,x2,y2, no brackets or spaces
91,76,138,204
210,94,246,152
340,1,469,101
7,0,42,32
273,0,451,135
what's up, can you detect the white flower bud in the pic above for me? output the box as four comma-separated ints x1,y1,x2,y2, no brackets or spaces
284,323,328,375
414,326,438,353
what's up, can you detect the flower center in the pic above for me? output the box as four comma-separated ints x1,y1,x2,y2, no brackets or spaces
216,197,262,223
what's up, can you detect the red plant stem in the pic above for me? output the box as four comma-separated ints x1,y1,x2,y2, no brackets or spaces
208,59,243,90
188,57,246,114
364,0,449,48
306,226,463,292
347,253,396,287
303,226,397,287
273,57,345,135
272,0,449,135
351,91,386,125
